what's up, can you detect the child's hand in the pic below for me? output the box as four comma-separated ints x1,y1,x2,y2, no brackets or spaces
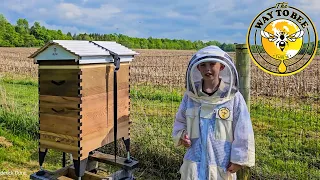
181,134,191,148
227,163,241,173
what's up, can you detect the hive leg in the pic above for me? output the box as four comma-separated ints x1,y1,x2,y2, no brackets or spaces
73,156,88,179
122,137,132,163
62,152,66,167
36,148,48,176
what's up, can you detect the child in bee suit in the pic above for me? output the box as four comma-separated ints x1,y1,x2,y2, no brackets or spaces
172,46,255,180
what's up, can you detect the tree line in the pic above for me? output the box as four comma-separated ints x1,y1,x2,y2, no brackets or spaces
0,14,237,51
0,14,318,54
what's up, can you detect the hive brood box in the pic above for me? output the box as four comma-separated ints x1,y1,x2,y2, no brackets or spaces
29,40,138,161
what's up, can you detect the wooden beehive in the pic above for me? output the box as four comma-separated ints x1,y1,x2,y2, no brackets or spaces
29,40,138,161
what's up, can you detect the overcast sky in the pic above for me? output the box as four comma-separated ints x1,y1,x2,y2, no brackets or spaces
0,0,319,43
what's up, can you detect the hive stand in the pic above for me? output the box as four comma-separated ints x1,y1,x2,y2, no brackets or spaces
30,149,139,180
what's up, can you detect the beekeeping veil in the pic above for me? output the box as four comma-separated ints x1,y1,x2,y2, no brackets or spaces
186,46,239,104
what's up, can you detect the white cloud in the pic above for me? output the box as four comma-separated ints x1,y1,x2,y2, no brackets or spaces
57,3,121,23
294,0,320,12
58,3,82,19
155,28,201,40
38,8,47,14
166,10,196,20
219,22,248,30
209,32,246,44
31,20,86,34
0,0,318,43
207,0,236,12
166,11,181,18
123,29,141,37
6,0,38,13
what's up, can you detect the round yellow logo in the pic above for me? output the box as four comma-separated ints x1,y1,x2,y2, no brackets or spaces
218,107,230,120
247,2,318,76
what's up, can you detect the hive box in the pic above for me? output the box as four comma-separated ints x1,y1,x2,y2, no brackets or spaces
29,40,138,162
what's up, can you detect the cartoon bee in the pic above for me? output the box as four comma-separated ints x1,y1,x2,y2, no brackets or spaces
260,30,304,51
218,107,230,120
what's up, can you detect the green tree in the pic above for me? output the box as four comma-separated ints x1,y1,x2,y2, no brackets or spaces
147,37,156,49
194,40,205,49
30,22,47,44
1,14,281,50
15,18,29,34
140,39,149,49
154,38,163,49
0,14,23,46
220,43,227,50
224,44,235,52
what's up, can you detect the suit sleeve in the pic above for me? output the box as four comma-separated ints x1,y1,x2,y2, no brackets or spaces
172,93,188,147
230,91,255,167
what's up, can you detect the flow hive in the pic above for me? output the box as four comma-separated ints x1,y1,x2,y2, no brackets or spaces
29,40,137,177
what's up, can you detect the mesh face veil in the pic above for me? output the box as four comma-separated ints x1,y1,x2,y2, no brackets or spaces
185,46,239,103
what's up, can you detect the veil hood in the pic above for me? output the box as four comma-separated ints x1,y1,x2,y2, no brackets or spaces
185,46,239,104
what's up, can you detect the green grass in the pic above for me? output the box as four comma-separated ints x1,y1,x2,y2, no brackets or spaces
0,126,162,180
0,75,319,179
0,75,38,138
130,84,184,102
0,128,61,180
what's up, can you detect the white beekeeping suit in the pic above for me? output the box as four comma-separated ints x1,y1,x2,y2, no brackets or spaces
172,46,255,180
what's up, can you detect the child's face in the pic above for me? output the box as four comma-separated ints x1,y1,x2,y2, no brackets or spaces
197,62,224,80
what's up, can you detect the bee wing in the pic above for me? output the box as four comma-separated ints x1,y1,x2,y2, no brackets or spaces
260,30,277,42
287,30,304,42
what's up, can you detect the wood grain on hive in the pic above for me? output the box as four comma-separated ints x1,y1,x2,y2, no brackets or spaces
80,63,130,159
38,62,130,161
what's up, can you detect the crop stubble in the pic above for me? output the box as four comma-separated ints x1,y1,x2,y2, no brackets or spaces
0,47,319,98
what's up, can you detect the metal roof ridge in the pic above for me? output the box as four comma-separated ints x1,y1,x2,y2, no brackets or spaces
90,41,139,55
28,40,138,59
